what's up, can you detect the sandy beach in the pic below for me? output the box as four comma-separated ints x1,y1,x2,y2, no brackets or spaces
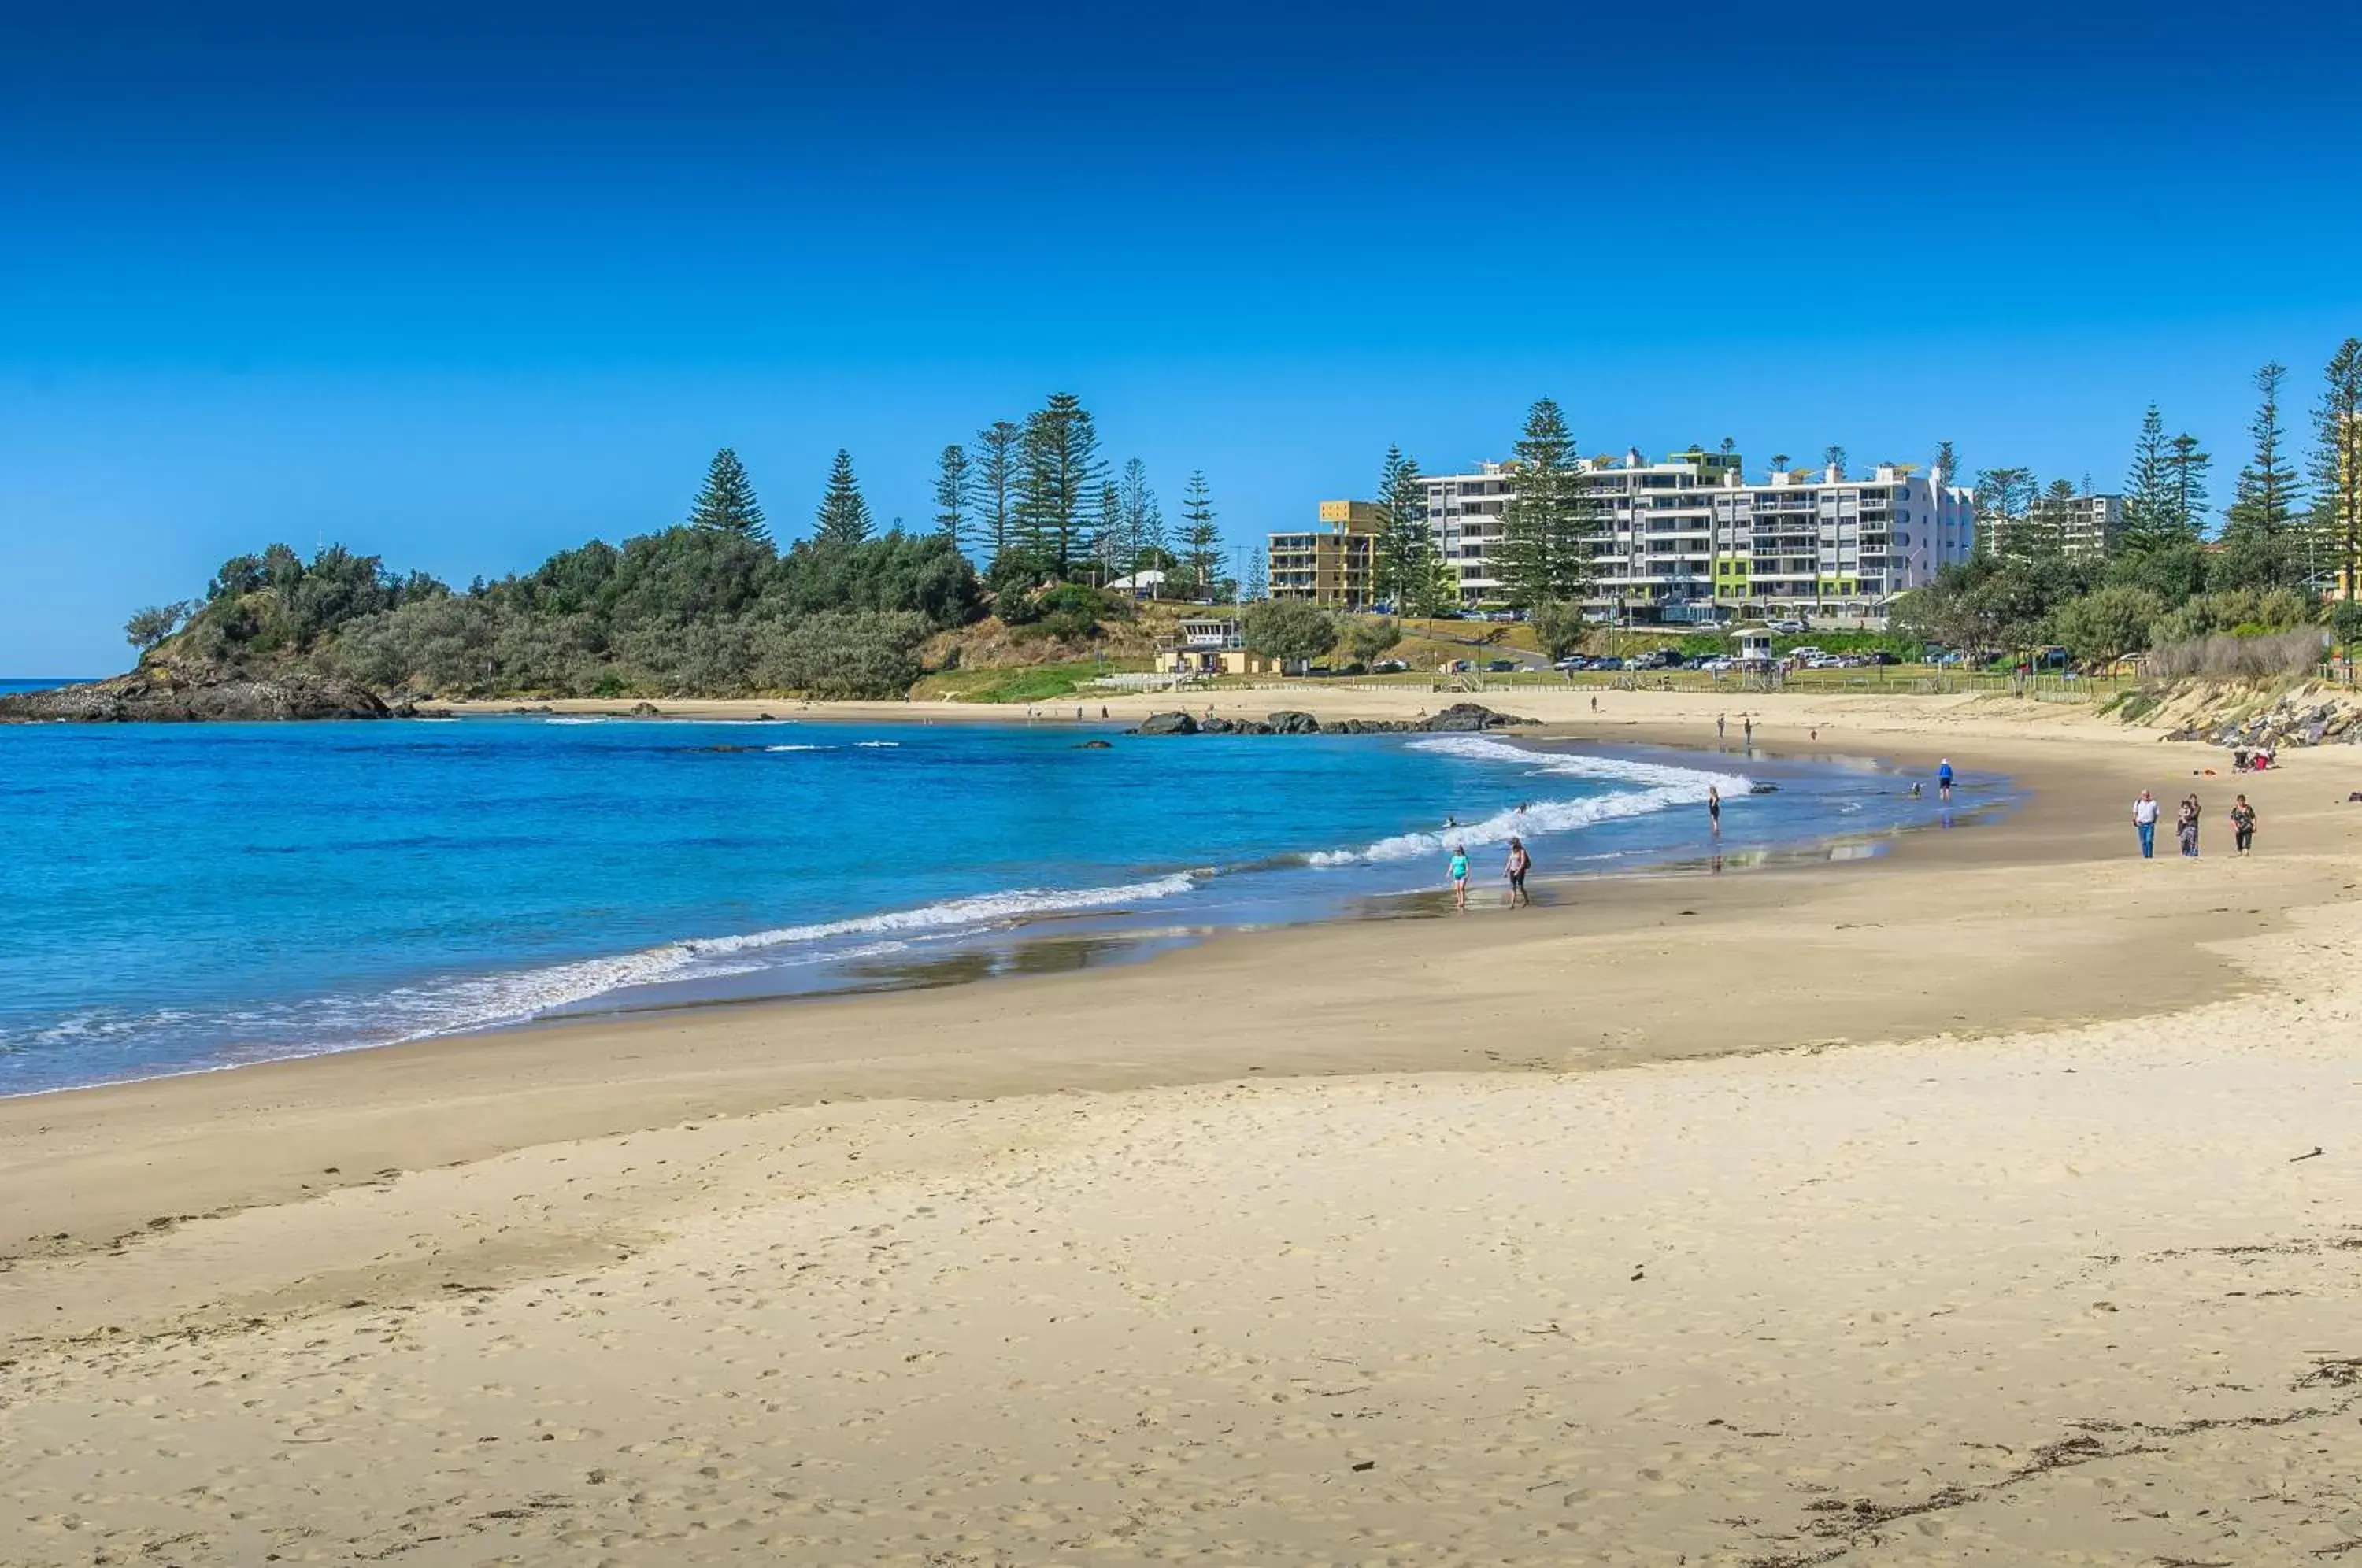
8,692,2361,1566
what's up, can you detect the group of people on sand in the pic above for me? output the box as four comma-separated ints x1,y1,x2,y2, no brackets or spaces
2132,788,2257,860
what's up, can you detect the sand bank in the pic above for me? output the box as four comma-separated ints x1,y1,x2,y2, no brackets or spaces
6,705,2360,1564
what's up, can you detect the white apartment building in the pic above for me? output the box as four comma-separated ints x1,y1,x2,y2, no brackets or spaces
1984,492,2123,561
1416,449,1975,621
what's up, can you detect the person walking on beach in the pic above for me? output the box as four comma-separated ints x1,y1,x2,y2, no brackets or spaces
2177,793,2201,857
1937,757,1954,802
2132,789,2160,858
1449,844,1470,911
1742,714,1753,745
1716,712,1727,741
1707,785,1722,837
2231,793,2256,856
1504,836,1531,908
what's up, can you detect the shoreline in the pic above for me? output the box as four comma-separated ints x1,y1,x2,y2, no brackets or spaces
9,697,2359,1564
0,727,1986,1107
1,712,2312,1269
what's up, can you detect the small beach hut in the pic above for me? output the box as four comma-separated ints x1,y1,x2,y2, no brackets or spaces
1736,627,1775,665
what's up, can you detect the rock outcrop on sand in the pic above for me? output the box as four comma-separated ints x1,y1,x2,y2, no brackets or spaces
0,665,393,723
1129,701,1535,738
2162,691,2362,750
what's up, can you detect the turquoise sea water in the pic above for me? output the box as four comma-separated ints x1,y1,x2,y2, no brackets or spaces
0,711,1987,1095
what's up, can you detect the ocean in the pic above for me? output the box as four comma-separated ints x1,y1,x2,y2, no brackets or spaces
0,712,1979,1095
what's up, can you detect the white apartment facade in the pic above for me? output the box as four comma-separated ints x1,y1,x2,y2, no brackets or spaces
1416,449,1975,620
1984,493,2123,561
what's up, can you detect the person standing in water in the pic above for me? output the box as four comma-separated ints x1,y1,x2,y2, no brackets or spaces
1708,785,1722,837
1937,757,1954,802
1504,837,1531,908
2231,793,2256,856
1449,844,1470,911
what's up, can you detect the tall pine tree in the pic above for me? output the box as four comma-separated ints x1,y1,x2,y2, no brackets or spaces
1179,470,1222,598
1014,393,1105,575
933,444,972,556
2312,338,2362,598
1822,444,1848,480
1931,439,1960,486
2166,433,2212,540
814,449,874,547
687,447,769,545
1374,445,1441,614
2119,404,2182,551
1092,481,1124,582
2222,361,2307,588
1498,398,1591,608
972,420,1023,566
1118,460,1164,583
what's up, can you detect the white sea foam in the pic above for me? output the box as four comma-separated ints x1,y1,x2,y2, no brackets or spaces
855,740,900,748
766,743,829,752
364,872,1202,1041
1308,736,1752,865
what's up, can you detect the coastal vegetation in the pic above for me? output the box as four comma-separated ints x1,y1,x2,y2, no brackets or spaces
120,392,1239,702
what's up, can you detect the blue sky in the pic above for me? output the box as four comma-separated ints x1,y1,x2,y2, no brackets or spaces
3,0,2357,672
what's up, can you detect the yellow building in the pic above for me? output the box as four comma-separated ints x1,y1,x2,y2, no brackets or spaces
1268,501,1385,608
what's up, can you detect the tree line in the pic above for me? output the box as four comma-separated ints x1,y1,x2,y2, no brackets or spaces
1898,338,2362,667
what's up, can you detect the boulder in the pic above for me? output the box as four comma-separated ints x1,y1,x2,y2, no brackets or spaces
1267,710,1322,734
1419,702,1536,732
0,667,393,723
1075,739,1113,749
629,701,662,717
1134,710,1199,736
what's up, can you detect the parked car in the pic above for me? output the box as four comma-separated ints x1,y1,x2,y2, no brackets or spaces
1484,659,1518,673
1699,656,1734,673
1771,619,1809,634
1552,656,1587,671
1372,658,1409,673
1592,656,1624,671
1446,659,1473,673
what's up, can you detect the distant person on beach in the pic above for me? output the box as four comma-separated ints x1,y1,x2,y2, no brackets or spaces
1716,712,1727,740
1708,785,1722,837
1504,836,1531,908
2177,793,2201,857
1590,695,1598,714
2132,790,2160,858
1937,757,1954,802
2231,793,2256,856
1742,715,1753,744
1449,845,1470,911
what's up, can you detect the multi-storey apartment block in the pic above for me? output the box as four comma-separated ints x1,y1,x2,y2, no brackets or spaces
1416,449,1975,621
1268,500,1384,607
1984,492,2123,561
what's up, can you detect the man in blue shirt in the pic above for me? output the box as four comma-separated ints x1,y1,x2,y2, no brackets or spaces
1937,758,1954,803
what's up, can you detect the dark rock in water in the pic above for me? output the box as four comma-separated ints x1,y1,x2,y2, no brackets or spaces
1134,710,1199,736
1075,738,1113,749
629,701,662,717
1420,702,1535,732
697,744,754,753
1267,709,1321,734
510,704,554,715
0,665,392,723
755,712,779,721
1749,782,1781,794
1201,716,1236,734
